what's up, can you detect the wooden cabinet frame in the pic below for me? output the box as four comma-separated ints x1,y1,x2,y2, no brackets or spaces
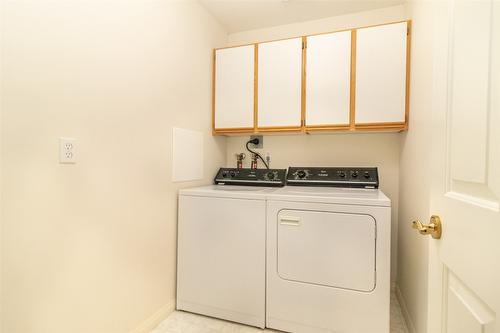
212,20,412,136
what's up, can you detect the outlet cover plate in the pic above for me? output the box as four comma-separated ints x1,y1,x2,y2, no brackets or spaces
249,135,263,149
59,137,76,164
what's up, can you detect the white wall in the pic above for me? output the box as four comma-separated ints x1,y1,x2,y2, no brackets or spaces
397,2,436,333
0,1,226,333
228,5,407,45
225,5,407,283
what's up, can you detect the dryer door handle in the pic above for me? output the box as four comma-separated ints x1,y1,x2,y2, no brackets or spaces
279,216,301,226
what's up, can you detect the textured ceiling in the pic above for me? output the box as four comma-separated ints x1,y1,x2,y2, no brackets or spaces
200,0,406,33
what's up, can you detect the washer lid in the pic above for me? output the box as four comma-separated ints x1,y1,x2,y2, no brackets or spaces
179,185,278,200
268,186,391,206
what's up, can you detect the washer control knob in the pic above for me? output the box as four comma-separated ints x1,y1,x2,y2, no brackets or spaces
339,172,346,178
352,171,359,178
364,171,370,179
230,171,236,177
267,172,275,180
222,171,228,178
297,170,306,179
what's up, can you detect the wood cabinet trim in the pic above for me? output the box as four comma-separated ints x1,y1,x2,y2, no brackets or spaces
214,122,406,135
212,48,216,132
301,36,307,128
349,29,357,130
355,121,407,129
257,126,303,132
306,125,351,131
254,44,258,131
213,127,256,135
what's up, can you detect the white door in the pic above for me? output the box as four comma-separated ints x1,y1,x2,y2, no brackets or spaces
355,22,408,125
214,45,255,130
427,1,500,332
305,31,351,127
257,38,302,128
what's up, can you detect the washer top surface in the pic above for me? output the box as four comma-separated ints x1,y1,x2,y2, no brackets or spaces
179,185,279,200
267,186,391,207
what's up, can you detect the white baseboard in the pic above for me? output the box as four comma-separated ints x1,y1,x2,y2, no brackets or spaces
395,284,417,333
129,300,176,333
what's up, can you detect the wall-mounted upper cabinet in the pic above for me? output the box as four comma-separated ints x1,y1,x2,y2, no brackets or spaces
212,20,411,135
305,30,352,129
355,22,409,127
213,45,255,132
257,38,303,130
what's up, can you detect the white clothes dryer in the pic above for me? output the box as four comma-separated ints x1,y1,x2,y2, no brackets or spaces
266,183,391,332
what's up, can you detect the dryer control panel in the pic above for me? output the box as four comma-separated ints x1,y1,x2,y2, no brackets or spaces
214,168,287,187
287,167,379,188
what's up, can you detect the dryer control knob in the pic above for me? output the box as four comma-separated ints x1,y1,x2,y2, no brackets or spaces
297,170,306,179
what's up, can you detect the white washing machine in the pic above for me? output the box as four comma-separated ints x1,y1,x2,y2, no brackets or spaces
266,167,391,333
177,168,287,328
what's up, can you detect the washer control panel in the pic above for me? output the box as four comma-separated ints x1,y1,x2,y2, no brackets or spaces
214,168,287,187
287,167,379,188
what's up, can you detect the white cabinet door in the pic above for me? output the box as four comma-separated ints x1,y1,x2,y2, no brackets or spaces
355,22,408,124
306,31,351,126
258,38,303,128
214,45,255,130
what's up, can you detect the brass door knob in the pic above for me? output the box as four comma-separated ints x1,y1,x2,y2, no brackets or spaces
412,215,442,239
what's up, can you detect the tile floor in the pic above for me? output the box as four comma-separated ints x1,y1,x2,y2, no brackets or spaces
151,292,409,333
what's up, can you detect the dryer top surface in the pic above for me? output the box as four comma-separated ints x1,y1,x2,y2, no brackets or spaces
267,186,391,206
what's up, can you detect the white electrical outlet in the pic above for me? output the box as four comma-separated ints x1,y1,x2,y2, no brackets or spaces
59,137,76,164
